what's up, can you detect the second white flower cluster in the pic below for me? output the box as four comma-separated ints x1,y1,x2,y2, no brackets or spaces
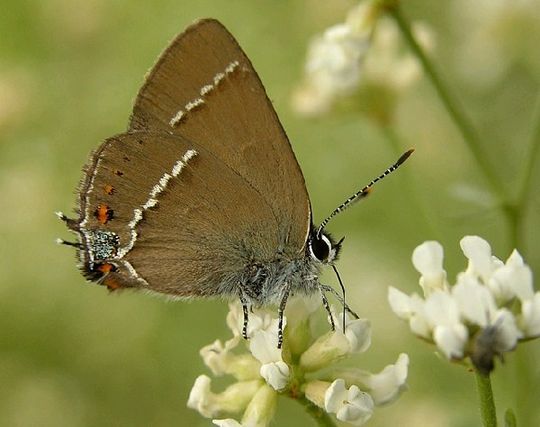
389,235,539,373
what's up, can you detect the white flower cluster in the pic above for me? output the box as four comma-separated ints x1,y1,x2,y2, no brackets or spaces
291,0,434,117
389,236,539,374
188,297,409,426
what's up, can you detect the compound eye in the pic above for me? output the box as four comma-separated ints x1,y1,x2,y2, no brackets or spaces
309,233,332,262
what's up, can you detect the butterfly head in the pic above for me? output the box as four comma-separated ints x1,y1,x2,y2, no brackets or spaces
308,229,344,264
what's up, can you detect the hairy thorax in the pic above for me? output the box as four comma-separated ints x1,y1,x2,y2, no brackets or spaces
218,255,321,307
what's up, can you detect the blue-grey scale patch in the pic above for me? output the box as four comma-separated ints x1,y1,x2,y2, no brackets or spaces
88,229,119,260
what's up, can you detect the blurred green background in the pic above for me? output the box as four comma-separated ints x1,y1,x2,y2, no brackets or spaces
1,0,539,426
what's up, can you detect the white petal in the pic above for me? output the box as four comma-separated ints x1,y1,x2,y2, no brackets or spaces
187,375,214,417
412,241,447,293
212,419,242,427
200,338,239,375
521,293,540,337
226,302,274,338
388,288,430,338
248,322,290,391
362,353,409,405
336,386,374,426
325,382,374,426
259,361,290,391
324,379,349,413
226,302,246,337
488,270,516,303
187,376,261,418
490,262,534,302
409,314,431,339
331,307,372,354
433,324,468,359
345,318,372,353
491,309,522,351
460,235,494,281
388,287,416,319
200,337,260,381
453,274,496,326
506,249,524,267
424,290,460,327
249,320,282,364
411,241,444,274
325,380,375,425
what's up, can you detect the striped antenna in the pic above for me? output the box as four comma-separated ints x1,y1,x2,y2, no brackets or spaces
317,149,414,237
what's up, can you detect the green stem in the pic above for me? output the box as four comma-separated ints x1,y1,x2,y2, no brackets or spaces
507,56,540,427
514,345,532,427
518,93,540,208
514,92,540,253
384,3,506,205
296,396,337,427
475,370,498,427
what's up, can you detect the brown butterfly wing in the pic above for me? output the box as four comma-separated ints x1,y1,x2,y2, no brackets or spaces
77,132,280,295
128,19,310,254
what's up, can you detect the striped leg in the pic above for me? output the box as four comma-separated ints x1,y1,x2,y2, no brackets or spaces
320,284,360,319
277,285,291,349
319,286,335,331
239,293,250,340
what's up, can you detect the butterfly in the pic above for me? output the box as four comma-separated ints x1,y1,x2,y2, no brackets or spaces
58,19,412,347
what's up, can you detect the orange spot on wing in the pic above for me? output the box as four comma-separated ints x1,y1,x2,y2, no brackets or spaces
97,263,121,291
104,277,122,291
94,204,114,224
97,263,114,274
104,184,115,195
